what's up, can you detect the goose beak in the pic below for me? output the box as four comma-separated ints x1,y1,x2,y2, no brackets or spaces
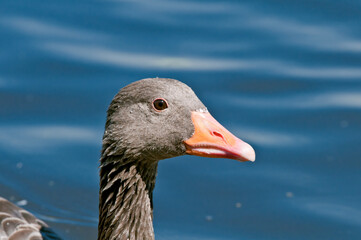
183,111,255,162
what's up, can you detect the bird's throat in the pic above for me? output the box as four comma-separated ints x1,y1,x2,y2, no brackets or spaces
98,157,158,240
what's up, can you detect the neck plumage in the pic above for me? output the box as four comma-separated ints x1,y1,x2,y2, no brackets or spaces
98,156,158,240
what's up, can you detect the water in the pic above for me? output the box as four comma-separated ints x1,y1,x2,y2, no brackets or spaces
1,0,361,239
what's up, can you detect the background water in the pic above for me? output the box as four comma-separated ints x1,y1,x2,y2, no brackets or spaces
1,0,361,239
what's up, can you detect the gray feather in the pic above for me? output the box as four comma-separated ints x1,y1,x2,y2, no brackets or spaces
0,197,45,239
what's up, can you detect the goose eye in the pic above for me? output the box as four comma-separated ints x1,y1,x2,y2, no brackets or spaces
153,98,168,111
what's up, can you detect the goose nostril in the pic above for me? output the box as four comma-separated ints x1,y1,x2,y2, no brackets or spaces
212,131,224,140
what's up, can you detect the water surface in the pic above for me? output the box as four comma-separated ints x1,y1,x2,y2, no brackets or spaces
1,0,361,239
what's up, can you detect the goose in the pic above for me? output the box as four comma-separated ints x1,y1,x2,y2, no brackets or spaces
0,78,255,240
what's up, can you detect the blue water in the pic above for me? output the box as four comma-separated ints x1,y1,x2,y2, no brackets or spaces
1,0,361,239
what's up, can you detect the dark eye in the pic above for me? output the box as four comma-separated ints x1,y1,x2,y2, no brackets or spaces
153,98,168,111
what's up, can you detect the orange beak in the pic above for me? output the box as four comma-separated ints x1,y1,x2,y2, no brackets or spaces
183,111,255,162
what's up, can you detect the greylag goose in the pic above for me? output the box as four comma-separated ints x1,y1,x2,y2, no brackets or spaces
0,78,255,240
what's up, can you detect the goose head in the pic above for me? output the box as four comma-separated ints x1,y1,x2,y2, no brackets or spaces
102,78,255,163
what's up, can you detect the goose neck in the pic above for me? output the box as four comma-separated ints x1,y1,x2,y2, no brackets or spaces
98,158,158,240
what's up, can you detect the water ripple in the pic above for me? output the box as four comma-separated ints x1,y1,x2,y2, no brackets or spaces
233,128,310,147
42,42,361,79
0,125,101,153
223,91,361,109
108,0,232,14
1,16,105,41
42,42,253,71
248,17,361,53
299,201,361,226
